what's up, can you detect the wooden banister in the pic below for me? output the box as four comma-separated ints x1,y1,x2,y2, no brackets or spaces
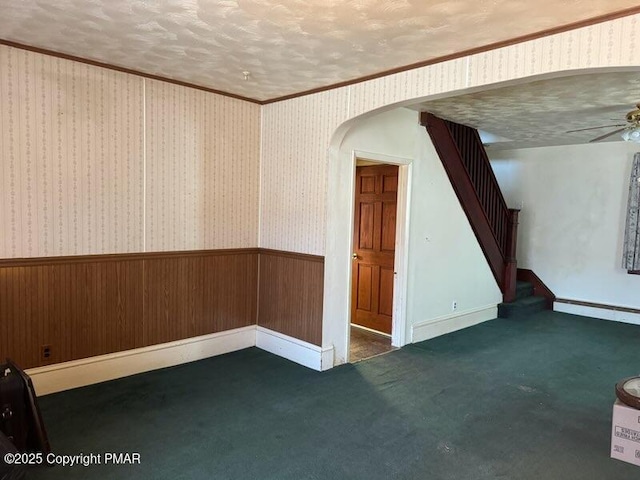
420,112,519,302
503,209,520,302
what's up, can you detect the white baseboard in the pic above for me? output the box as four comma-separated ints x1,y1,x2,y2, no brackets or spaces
411,305,498,343
26,326,256,396
26,325,336,396
256,326,334,371
554,301,640,326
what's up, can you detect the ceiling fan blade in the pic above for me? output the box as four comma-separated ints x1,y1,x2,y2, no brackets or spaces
589,128,627,143
566,124,626,133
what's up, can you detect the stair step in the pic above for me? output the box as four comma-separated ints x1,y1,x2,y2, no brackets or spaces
516,281,534,300
498,295,547,318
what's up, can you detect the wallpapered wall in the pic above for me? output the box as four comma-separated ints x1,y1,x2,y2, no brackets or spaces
0,14,638,367
0,46,260,259
145,80,259,252
1,15,638,260
259,89,350,254
260,14,639,256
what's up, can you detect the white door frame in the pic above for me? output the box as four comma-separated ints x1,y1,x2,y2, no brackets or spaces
349,150,412,353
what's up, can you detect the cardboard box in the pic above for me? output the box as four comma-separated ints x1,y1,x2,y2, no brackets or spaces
611,399,640,466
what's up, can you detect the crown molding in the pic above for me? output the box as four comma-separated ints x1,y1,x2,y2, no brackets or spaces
3,6,640,105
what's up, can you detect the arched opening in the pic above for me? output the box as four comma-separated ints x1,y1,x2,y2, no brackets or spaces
321,66,640,368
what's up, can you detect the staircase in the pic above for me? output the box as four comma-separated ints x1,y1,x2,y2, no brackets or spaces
497,281,547,318
421,112,519,303
420,112,554,316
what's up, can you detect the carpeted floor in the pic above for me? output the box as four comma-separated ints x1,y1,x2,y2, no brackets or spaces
28,311,640,479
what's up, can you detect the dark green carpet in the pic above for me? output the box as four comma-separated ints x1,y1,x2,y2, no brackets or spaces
28,311,640,479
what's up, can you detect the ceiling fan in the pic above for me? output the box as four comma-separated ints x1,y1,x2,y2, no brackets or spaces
566,103,640,143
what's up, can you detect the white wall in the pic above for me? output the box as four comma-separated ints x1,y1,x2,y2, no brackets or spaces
293,15,640,365
323,107,501,362
407,124,503,335
490,141,640,309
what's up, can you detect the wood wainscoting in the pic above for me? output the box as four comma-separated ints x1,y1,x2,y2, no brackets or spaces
0,250,259,369
143,251,258,347
0,248,324,370
257,249,324,346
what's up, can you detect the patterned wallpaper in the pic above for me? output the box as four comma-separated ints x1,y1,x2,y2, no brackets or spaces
0,45,260,258
1,14,639,258
259,90,349,255
260,13,640,256
145,80,260,252
0,47,144,258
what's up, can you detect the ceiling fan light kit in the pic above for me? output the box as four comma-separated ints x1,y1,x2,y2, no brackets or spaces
621,103,640,143
567,103,640,143
621,125,640,143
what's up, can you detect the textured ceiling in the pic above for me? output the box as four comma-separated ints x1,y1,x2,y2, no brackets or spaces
0,1,638,101
415,72,640,150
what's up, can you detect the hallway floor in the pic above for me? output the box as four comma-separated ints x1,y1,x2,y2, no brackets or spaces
349,325,395,362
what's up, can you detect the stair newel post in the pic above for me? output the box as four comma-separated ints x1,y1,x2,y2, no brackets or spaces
503,208,520,303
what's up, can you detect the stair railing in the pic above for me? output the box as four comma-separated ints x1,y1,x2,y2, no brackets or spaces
420,112,519,302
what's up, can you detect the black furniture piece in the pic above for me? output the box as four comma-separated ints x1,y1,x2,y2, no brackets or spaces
0,430,26,480
0,360,50,454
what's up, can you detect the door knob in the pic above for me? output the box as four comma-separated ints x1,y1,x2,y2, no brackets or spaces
352,253,358,260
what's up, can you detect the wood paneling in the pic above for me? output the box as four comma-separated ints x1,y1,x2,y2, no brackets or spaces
0,259,144,368
257,249,324,346
0,250,258,369
0,248,323,369
143,252,258,346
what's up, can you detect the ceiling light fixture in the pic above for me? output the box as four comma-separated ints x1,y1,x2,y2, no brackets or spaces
622,105,640,143
242,71,251,81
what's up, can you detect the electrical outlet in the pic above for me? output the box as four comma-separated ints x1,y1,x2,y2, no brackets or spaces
452,301,457,311
41,344,52,361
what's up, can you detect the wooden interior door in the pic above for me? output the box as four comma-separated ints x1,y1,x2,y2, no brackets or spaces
351,164,398,334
